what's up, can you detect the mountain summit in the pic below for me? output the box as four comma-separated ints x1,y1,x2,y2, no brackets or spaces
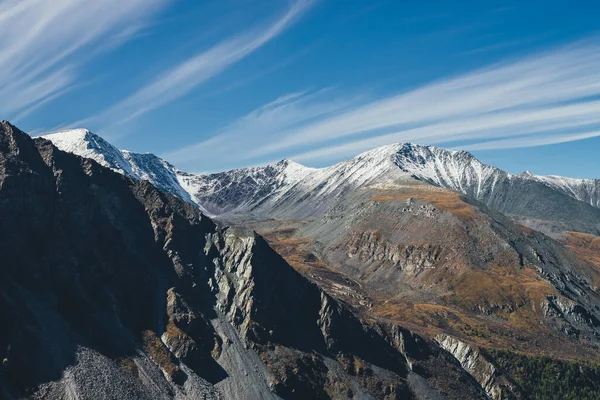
44,129,199,208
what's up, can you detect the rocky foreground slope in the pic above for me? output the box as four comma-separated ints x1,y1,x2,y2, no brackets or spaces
0,121,497,399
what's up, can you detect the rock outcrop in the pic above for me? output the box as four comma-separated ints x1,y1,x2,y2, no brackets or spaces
436,335,512,400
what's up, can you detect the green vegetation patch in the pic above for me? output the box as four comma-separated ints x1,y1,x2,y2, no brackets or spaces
483,349,600,400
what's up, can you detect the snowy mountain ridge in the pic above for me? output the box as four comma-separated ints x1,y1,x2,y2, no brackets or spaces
163,143,413,217
527,174,600,209
44,129,199,208
43,129,600,220
395,143,600,210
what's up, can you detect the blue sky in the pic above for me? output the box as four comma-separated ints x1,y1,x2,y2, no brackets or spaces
2,0,600,178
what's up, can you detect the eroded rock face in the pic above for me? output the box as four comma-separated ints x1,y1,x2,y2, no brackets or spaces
0,122,485,399
345,230,444,275
436,335,512,400
542,295,600,339
206,231,417,398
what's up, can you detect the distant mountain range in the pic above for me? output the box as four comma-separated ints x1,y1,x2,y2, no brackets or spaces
45,129,600,235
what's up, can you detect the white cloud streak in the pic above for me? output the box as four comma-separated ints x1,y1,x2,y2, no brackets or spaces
460,130,600,151
0,0,170,119
166,38,600,169
80,0,314,130
289,99,600,163
261,41,600,157
164,88,362,171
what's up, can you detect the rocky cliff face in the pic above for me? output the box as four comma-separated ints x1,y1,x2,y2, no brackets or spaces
0,121,490,399
435,335,512,400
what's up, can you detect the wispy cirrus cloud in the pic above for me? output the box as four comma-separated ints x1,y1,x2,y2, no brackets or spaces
164,88,363,171
166,38,600,170
0,0,170,120
461,130,600,151
290,97,600,163
79,0,314,131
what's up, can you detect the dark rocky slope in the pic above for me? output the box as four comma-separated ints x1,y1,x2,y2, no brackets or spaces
0,121,487,399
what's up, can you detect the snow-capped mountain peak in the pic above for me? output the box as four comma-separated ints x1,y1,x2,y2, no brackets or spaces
43,129,198,208
43,129,130,174
393,142,502,199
